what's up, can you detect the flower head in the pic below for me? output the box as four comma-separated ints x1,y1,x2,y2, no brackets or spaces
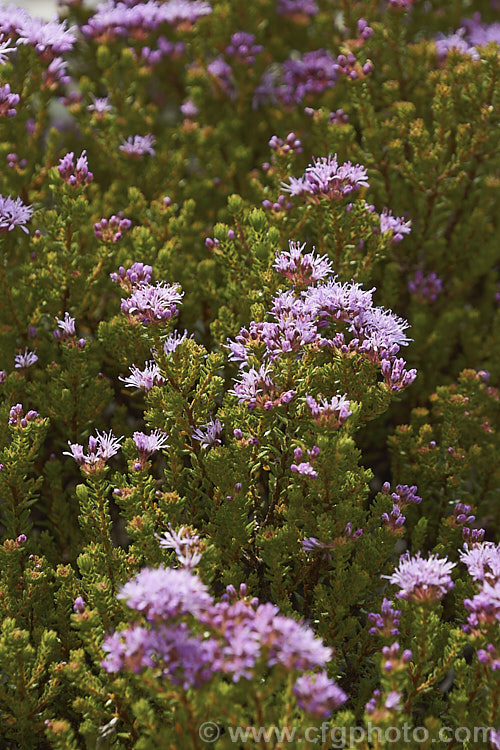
164,329,190,355
277,0,318,19
225,31,262,66
306,393,352,427
293,672,347,718
57,150,93,187
460,543,500,584
119,361,164,391
0,83,19,116
282,154,369,199
95,214,132,243
54,312,76,338
368,598,401,637
119,134,156,158
385,552,455,603
88,96,112,116
63,430,123,472
16,16,77,59
351,307,411,350
192,417,222,449
121,282,183,324
463,580,500,630
9,403,38,427
290,461,317,478
110,262,152,289
379,209,411,242
14,347,38,368
274,241,333,286
0,38,14,67
118,566,213,621
435,29,479,60
133,429,168,467
0,195,33,233
159,526,202,568
408,270,442,302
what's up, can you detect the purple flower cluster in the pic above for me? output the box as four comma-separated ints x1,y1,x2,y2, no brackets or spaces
117,566,212,621
293,672,347,718
14,15,77,60
228,256,416,406
102,568,345,717
192,417,222,449
452,502,476,530
225,32,262,66
462,526,485,544
8,403,38,428
14,347,38,368
335,52,373,80
436,30,477,59
110,262,152,289
180,99,198,118
268,132,303,156
159,525,202,568
133,429,168,468
43,57,70,88
380,483,422,532
63,430,123,472
0,194,33,233
302,536,335,552
53,312,84,347
276,0,319,20
82,0,212,40
261,193,293,214
0,34,16,65
477,643,500,671
163,329,190,355
119,134,156,158
282,154,369,200
368,598,401,637
365,688,402,714
0,83,19,117
120,361,165,391
57,151,93,187
137,38,186,70
94,213,132,243
408,270,442,302
463,581,500,632
379,209,411,243
381,504,406,533
291,445,320,479
206,56,235,97
435,16,500,60
461,542,500,649
228,365,295,410
381,357,417,391
88,96,112,117
460,542,500,584
384,482,422,506
381,642,412,673
274,241,332,287
385,552,455,603
121,281,183,324
306,393,352,428
0,5,30,37
464,15,500,46
254,49,338,107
